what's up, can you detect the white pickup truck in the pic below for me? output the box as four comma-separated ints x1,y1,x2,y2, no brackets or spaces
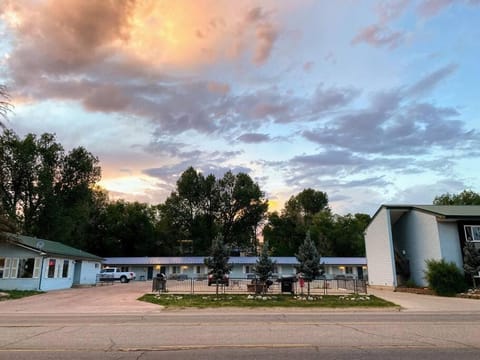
98,268,136,283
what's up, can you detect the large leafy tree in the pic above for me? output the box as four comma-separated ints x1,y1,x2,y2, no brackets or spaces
160,168,267,255
433,190,480,205
264,188,369,257
0,130,100,248
263,210,306,256
90,200,159,257
217,171,267,253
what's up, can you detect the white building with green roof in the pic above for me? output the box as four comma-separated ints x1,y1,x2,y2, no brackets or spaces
365,205,480,289
0,233,103,291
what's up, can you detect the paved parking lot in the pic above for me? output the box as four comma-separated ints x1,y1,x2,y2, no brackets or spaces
1,281,480,314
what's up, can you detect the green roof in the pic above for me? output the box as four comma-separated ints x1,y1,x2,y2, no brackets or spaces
4,233,103,261
377,204,480,219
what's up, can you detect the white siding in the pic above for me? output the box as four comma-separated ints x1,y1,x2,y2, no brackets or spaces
76,260,102,285
365,208,396,287
401,211,442,287
438,222,463,272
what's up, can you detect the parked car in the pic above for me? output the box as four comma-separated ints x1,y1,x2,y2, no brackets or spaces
98,268,136,283
207,273,229,286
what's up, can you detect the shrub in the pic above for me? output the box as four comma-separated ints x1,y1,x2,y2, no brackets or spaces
424,259,468,296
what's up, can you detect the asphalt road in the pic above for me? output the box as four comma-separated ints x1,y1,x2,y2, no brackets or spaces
1,311,480,359
1,282,480,359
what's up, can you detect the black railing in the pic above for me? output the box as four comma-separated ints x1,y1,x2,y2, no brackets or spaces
151,277,367,295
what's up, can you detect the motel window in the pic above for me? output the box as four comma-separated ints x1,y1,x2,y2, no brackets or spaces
196,266,201,274
47,259,56,278
171,266,180,274
465,226,480,242
17,258,35,278
120,266,129,272
62,260,69,278
345,267,353,274
0,258,5,278
244,265,252,274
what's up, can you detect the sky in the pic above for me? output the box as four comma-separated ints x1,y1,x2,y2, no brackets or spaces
0,0,479,216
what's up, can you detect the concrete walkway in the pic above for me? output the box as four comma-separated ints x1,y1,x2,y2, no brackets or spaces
368,288,480,312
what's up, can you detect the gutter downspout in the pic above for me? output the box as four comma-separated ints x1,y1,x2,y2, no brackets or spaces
38,253,46,291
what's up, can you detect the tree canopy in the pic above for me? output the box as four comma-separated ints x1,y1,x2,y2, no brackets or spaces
263,189,370,257
159,167,268,255
433,190,480,205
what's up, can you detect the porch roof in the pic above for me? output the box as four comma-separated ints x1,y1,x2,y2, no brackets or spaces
103,256,367,266
3,232,103,261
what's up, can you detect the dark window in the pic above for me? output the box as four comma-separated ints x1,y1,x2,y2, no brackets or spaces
62,260,69,278
0,258,5,278
17,258,35,278
465,226,480,242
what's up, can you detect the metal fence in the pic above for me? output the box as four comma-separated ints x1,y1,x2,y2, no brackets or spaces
152,277,367,295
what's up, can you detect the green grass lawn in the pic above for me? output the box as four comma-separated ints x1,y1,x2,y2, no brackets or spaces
139,293,397,309
0,289,43,301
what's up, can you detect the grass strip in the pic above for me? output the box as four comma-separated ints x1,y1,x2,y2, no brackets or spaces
139,293,397,308
0,289,43,301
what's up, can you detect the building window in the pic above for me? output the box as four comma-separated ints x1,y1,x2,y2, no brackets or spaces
0,258,5,278
17,258,35,278
120,266,129,272
465,226,480,242
244,265,252,274
62,260,69,278
196,266,201,274
171,266,180,274
48,259,56,278
345,266,353,274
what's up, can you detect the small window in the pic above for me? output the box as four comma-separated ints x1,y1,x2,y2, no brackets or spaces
62,260,69,278
17,258,35,278
120,266,129,272
171,266,179,274
0,258,5,278
196,266,201,274
48,259,56,278
345,266,353,274
244,265,251,273
465,226,480,242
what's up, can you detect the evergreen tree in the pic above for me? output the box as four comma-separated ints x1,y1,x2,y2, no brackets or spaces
204,235,232,296
254,241,276,293
295,231,323,296
463,242,480,278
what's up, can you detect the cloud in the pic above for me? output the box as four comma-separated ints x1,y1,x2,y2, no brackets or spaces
406,63,458,97
351,24,405,49
253,23,278,65
237,133,271,143
143,162,253,186
311,84,360,113
417,0,480,17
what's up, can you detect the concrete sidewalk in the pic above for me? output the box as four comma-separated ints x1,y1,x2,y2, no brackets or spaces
368,288,480,312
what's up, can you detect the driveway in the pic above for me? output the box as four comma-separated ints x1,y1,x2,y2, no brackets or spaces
1,281,480,314
0,281,162,314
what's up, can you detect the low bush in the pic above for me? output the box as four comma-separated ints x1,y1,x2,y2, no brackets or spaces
424,259,468,296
